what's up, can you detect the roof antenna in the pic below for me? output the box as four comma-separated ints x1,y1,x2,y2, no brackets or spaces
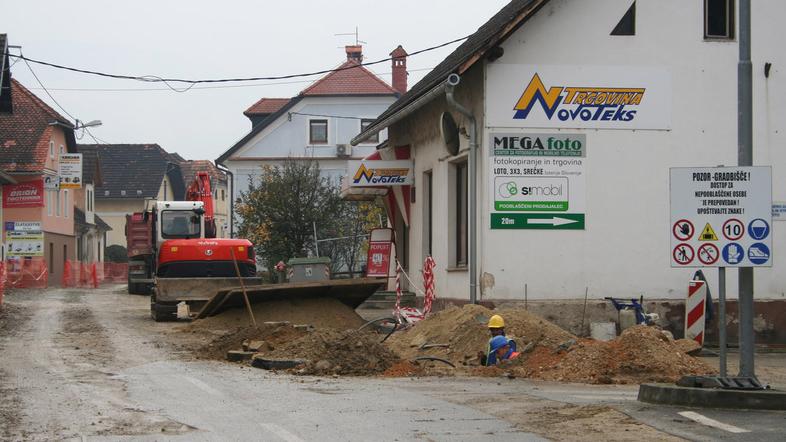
335,26,367,46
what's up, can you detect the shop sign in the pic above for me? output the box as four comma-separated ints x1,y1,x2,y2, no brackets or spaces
59,153,82,189
2,180,44,208
347,160,413,187
489,133,585,229
5,231,44,257
486,65,671,130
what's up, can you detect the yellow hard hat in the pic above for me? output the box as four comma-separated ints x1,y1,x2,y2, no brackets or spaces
488,314,505,328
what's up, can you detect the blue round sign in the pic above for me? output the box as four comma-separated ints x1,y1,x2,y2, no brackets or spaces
747,243,770,265
722,243,745,265
748,218,770,240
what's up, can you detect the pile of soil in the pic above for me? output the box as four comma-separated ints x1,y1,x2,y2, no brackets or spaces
381,360,424,377
186,297,366,331
265,329,400,376
502,326,715,384
385,304,575,366
194,323,307,360
385,304,714,384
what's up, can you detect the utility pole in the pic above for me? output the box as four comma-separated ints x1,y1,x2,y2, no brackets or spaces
737,0,755,378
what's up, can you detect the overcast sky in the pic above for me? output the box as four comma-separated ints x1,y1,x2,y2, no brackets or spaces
5,0,509,160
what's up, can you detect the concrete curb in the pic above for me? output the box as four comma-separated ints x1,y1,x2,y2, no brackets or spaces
638,383,786,410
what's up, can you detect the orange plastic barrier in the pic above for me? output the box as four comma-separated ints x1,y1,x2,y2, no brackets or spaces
3,258,48,290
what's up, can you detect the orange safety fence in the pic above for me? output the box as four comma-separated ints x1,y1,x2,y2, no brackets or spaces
62,260,129,288
2,257,49,291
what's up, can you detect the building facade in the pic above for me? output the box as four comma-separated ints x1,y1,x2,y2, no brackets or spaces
217,45,408,232
354,0,785,303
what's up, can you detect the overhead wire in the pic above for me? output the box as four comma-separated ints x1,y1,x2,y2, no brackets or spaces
4,35,469,85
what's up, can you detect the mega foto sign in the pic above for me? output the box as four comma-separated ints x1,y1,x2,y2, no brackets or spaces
486,65,671,130
670,167,772,268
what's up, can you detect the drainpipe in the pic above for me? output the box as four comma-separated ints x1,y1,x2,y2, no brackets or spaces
215,163,234,238
445,73,478,304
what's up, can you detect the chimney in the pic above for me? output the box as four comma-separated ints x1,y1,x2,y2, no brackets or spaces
390,45,408,94
345,45,363,63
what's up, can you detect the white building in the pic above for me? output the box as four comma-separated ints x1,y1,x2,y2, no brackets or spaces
352,0,785,304
217,45,408,228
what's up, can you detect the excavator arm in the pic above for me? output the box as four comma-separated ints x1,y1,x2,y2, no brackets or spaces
186,171,216,238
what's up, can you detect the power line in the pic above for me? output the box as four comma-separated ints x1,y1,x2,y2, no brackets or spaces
21,67,437,92
4,35,469,85
289,112,365,120
20,50,77,121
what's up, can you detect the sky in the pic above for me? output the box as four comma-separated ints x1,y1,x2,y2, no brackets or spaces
4,0,510,160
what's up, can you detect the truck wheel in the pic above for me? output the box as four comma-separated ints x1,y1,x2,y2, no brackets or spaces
128,282,139,295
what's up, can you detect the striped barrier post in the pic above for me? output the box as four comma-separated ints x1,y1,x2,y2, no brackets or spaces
686,280,707,346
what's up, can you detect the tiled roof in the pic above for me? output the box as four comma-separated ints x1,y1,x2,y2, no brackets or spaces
74,207,112,232
80,148,102,186
300,60,397,96
78,144,176,199
358,0,546,140
177,160,227,189
0,79,75,173
243,98,290,116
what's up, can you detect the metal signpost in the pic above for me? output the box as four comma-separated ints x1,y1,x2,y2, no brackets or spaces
670,166,772,376
489,133,585,230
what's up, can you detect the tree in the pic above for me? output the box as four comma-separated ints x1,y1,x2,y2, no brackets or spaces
236,159,386,276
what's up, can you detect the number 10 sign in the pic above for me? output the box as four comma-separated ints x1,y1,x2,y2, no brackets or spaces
670,166,772,268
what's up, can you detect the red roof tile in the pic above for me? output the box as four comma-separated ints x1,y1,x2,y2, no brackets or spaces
0,79,73,173
243,98,290,116
299,60,397,96
177,159,226,186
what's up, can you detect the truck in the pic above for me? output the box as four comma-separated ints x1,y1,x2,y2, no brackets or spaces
125,172,260,321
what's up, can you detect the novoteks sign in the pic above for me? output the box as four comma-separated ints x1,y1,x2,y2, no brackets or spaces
2,180,44,208
486,65,671,130
347,160,413,187
489,133,586,229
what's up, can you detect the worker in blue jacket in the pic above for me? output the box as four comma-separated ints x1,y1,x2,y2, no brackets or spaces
488,335,520,365
480,315,517,366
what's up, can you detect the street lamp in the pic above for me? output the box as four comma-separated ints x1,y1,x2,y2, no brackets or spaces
74,119,102,130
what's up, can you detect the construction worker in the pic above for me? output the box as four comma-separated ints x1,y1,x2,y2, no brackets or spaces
488,335,520,364
480,314,517,366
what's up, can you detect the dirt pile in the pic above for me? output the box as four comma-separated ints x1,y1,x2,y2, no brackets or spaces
386,304,576,366
194,322,308,360
508,326,716,384
187,297,365,331
385,305,714,384
265,329,400,376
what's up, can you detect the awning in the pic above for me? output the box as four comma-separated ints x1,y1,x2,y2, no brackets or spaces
340,144,411,226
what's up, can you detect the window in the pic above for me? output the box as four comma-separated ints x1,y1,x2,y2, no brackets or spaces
309,119,328,144
49,243,54,270
705,0,734,39
63,244,67,266
360,119,379,144
161,210,201,238
56,191,61,217
59,145,64,155
47,191,53,216
423,171,433,258
49,141,54,159
455,162,468,267
63,190,69,218
221,189,225,201
611,1,635,36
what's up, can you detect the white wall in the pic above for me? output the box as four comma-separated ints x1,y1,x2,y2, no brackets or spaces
396,0,786,301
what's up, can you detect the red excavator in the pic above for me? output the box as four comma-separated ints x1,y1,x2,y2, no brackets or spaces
126,171,260,321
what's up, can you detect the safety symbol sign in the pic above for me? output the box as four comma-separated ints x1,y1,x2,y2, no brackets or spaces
673,243,695,265
748,243,770,265
722,243,744,265
670,166,772,268
748,219,770,240
672,219,694,241
722,219,744,241
699,223,718,241
697,243,720,265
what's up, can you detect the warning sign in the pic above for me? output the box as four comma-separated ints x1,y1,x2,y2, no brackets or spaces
698,223,718,241
670,166,772,268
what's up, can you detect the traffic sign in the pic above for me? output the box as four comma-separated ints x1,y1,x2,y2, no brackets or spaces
670,167,772,267
697,243,720,265
672,219,694,241
722,218,744,241
673,243,695,265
